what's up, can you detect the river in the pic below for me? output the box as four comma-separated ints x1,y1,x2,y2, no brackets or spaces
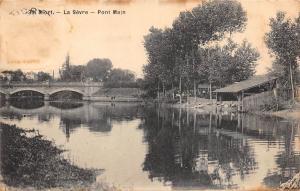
0,99,299,190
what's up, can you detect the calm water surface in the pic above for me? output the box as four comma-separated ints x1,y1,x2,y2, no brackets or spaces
0,99,299,190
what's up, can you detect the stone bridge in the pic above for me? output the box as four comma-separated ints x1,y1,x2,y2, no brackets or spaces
0,82,103,101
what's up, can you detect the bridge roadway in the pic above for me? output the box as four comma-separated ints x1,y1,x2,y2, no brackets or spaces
0,82,103,101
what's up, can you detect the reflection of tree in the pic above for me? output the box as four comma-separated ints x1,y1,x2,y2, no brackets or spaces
141,107,212,188
216,113,300,189
141,107,258,189
87,118,112,132
37,114,52,122
204,133,257,181
60,117,83,139
61,109,112,132
101,104,142,121
264,123,300,188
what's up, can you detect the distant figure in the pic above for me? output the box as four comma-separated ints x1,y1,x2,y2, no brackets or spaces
211,165,222,185
198,157,208,172
111,96,116,101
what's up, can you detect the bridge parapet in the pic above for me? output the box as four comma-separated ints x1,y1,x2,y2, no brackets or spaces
0,81,103,101
0,82,103,87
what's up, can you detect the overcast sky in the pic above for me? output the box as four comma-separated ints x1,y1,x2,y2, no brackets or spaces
0,0,299,78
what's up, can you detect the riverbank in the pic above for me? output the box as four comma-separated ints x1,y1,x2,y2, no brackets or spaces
0,123,116,191
90,87,143,102
169,97,300,122
169,97,238,114
271,103,300,122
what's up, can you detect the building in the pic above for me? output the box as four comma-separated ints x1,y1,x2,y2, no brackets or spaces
214,75,278,111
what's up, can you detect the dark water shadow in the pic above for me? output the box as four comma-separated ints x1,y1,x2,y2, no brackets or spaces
9,98,44,109
50,101,84,110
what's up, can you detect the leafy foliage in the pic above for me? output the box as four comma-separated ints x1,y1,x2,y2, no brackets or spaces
1,70,27,82
0,70,53,82
265,12,300,90
143,0,258,98
199,39,259,87
108,68,135,82
86,58,113,82
36,71,52,82
57,56,137,83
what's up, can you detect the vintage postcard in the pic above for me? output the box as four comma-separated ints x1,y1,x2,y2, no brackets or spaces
0,0,300,190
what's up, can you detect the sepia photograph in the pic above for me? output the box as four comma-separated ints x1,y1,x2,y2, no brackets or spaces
0,0,300,190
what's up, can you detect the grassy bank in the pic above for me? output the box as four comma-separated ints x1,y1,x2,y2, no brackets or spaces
0,123,116,191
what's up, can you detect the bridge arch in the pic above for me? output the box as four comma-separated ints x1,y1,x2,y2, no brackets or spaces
10,88,45,96
49,88,86,101
49,88,86,97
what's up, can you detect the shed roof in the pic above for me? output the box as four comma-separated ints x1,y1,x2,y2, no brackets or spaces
214,75,277,93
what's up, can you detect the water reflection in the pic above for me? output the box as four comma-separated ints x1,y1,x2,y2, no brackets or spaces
10,97,44,109
140,107,299,190
50,101,84,109
0,100,142,139
0,101,299,190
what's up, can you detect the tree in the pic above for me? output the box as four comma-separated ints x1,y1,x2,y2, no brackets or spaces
1,69,26,82
172,0,247,101
36,71,52,82
69,65,86,82
86,58,112,82
230,40,259,82
108,68,135,82
143,0,248,100
143,27,176,99
198,39,259,88
265,12,300,101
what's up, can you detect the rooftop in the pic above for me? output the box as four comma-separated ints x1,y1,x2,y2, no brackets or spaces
214,75,278,93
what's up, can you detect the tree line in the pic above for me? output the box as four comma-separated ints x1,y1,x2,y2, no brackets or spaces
143,0,300,101
0,55,139,88
143,0,259,101
0,70,52,82
59,55,136,83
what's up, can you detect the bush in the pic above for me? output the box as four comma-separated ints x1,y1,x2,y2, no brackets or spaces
0,123,98,189
259,97,285,111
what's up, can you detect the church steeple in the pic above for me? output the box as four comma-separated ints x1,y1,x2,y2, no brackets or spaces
64,53,70,71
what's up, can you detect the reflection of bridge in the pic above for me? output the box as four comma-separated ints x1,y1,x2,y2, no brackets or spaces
0,102,142,135
0,102,97,120
0,102,141,124
0,82,103,101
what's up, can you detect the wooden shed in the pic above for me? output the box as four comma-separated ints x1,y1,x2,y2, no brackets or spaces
214,75,278,111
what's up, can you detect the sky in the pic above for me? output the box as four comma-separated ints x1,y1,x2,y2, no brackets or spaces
0,0,299,78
